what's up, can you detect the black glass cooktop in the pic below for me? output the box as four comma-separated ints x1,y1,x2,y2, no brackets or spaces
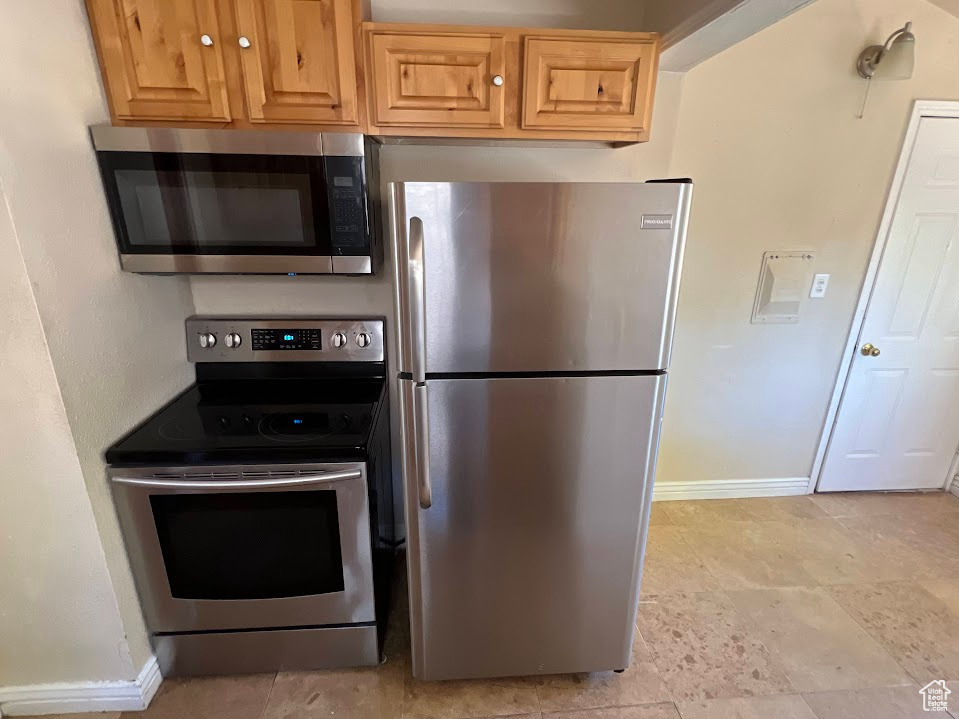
106,377,385,465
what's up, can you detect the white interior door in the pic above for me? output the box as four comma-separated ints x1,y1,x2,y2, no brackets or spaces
819,116,959,492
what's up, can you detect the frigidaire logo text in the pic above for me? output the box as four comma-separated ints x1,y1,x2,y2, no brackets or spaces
641,214,674,230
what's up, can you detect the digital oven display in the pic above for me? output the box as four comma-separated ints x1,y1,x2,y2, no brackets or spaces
251,328,322,351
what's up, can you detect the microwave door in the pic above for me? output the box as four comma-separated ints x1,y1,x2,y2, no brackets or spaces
91,127,379,275
96,148,335,274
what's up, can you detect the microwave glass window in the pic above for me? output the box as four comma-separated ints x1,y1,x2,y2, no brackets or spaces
187,171,310,247
100,153,331,254
115,169,178,246
151,490,345,600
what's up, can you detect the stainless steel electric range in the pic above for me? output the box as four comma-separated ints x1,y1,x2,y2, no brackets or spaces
106,317,393,676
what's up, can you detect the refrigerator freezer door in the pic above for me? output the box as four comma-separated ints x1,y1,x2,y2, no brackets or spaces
391,182,691,375
399,373,666,680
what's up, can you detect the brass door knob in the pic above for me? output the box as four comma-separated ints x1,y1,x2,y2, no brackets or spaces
861,343,881,357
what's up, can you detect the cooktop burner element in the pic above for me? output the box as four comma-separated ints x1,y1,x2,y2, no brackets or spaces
259,411,356,443
106,317,386,465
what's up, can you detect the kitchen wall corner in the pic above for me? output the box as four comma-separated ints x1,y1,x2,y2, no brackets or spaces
0,0,196,688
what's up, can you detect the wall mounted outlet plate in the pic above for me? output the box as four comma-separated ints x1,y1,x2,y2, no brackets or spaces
809,273,830,298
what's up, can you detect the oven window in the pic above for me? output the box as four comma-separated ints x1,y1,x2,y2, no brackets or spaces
97,152,332,255
150,490,344,600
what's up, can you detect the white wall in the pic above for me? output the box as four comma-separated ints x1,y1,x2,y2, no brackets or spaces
929,0,959,18
657,0,959,484
0,0,196,685
0,181,134,686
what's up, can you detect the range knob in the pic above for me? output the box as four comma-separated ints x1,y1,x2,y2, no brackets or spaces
198,332,217,348
355,332,372,348
331,332,348,348
225,332,242,348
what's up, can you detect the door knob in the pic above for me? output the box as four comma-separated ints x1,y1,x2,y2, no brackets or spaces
861,343,881,357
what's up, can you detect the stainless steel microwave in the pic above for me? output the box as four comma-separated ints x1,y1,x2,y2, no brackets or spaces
91,127,380,275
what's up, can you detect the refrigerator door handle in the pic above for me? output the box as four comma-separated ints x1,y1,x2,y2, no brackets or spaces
414,382,432,509
408,217,427,383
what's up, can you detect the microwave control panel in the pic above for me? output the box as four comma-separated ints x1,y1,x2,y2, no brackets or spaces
324,156,368,253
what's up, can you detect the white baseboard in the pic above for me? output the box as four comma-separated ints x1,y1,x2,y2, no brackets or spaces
652,477,811,501
0,655,161,716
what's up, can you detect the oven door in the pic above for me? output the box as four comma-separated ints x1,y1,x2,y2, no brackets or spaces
109,462,374,633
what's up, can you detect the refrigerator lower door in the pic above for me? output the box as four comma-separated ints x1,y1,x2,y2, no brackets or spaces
399,373,666,680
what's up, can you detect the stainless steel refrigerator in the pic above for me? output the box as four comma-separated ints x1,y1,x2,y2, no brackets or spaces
390,181,692,681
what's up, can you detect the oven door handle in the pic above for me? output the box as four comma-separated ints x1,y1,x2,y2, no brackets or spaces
110,469,363,490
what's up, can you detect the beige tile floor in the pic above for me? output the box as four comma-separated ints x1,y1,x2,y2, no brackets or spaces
27,492,959,719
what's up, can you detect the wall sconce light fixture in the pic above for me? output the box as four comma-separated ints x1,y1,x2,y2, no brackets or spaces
856,21,915,118
857,21,915,80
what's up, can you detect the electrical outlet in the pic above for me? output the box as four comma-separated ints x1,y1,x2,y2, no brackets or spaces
810,273,830,298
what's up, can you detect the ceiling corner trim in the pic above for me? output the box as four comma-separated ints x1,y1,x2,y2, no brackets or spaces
659,0,818,72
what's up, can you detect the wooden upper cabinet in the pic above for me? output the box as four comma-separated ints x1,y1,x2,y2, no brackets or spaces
364,25,660,143
86,0,232,121
522,35,657,136
232,0,359,125
366,27,506,129
85,4,661,143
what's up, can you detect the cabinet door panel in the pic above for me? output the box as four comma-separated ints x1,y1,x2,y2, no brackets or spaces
234,0,359,125
87,0,231,121
523,36,656,133
369,31,505,128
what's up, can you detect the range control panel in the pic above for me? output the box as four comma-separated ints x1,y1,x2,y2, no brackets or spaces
251,328,324,351
186,317,384,363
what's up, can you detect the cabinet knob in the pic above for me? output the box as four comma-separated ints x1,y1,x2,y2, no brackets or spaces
200,34,214,47
492,75,504,87
238,36,251,49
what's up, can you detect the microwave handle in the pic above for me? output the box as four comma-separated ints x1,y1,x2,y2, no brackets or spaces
110,469,362,491
407,216,427,383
